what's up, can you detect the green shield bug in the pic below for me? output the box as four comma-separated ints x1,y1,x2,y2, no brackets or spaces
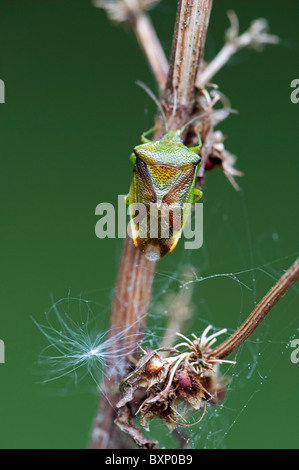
127,123,203,261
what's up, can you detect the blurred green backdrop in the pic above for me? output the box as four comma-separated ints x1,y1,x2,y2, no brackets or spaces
0,0,298,449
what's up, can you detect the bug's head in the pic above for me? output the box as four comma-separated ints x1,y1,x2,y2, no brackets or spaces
161,129,182,143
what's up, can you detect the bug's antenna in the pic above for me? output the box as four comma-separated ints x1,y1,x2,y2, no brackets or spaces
136,80,168,132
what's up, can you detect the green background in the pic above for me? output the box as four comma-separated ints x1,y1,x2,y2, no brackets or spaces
0,0,298,449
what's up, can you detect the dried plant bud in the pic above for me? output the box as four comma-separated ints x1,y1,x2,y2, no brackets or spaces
177,368,192,390
117,350,170,408
147,357,164,374
175,366,206,410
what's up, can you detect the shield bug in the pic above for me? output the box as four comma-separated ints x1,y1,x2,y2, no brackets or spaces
127,125,203,261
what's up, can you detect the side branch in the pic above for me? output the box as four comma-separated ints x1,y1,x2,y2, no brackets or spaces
132,11,168,89
94,0,168,88
209,257,299,360
197,11,279,88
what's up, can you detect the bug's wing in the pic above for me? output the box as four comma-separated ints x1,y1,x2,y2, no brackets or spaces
129,158,156,207
128,158,156,246
162,166,198,252
162,166,196,208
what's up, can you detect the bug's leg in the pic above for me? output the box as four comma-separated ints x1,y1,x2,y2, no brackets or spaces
193,188,203,203
130,152,136,164
141,126,156,143
189,128,202,153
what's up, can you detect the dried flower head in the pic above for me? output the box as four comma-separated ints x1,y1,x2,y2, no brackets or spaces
117,325,235,431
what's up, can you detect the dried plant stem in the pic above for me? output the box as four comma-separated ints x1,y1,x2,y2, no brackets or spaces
89,0,214,449
132,11,168,89
93,0,168,88
209,257,299,360
89,235,156,448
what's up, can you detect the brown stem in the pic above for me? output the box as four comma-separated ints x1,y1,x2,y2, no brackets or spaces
209,257,299,360
94,1,168,88
89,235,156,448
89,0,213,449
164,0,213,126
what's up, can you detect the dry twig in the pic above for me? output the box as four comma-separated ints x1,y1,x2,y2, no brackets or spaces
209,257,299,360
93,0,168,88
196,10,280,88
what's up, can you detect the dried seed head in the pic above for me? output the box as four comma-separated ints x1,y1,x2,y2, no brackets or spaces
117,326,235,431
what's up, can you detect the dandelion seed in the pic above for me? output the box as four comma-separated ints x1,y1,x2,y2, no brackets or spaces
33,297,138,387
